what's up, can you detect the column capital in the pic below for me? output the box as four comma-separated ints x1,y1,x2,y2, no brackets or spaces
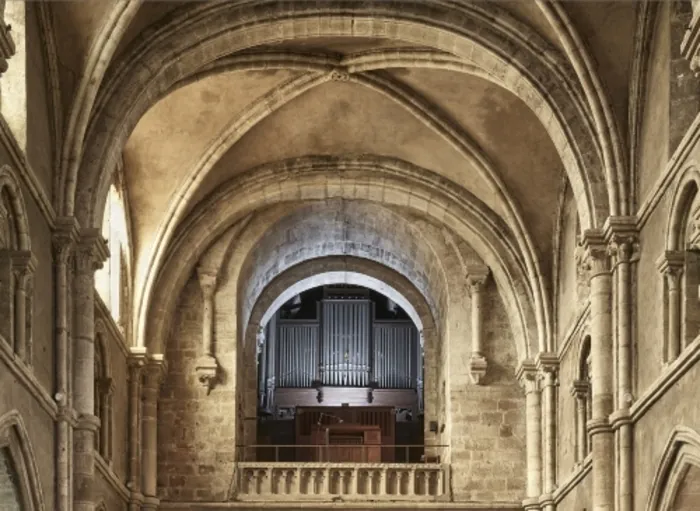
535,352,559,373
605,217,639,265
10,250,36,281
465,264,489,294
143,355,167,389
197,267,218,298
52,217,80,263
75,228,109,273
570,379,590,399
581,229,610,276
656,250,685,280
516,360,539,393
127,346,148,371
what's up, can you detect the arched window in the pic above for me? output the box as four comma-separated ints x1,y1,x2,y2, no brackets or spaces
95,183,129,330
93,332,113,463
660,171,700,363
572,335,592,464
0,166,34,366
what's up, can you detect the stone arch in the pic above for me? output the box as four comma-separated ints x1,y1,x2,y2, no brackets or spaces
0,165,30,251
666,166,700,251
240,256,440,446
144,157,540,361
0,410,46,511
68,1,610,233
577,333,592,382
647,426,700,511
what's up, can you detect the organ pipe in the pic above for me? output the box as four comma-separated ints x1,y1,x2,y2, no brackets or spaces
262,299,419,399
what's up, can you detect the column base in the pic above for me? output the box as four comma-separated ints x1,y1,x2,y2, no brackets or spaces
522,497,541,511
142,496,160,511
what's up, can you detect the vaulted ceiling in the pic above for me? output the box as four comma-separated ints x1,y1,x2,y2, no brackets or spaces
46,0,641,355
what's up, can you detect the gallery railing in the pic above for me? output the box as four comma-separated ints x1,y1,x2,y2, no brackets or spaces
232,445,450,501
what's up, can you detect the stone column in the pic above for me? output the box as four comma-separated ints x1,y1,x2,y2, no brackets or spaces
583,231,614,511
195,269,218,392
127,348,147,511
571,381,589,464
537,354,558,511
53,219,78,511
607,222,638,511
466,267,489,384
73,230,108,511
142,356,166,511
656,251,685,363
99,378,114,464
11,251,35,364
518,362,542,510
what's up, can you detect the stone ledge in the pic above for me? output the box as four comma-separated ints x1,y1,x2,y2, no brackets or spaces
552,455,591,505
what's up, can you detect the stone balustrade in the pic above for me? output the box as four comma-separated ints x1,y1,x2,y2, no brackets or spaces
235,462,449,501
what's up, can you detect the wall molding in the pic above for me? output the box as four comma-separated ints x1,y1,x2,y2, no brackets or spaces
631,334,700,422
553,455,592,504
637,112,700,229
0,338,57,419
95,453,130,503
557,302,590,360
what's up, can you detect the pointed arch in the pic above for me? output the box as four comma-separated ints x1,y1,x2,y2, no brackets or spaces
666,166,700,251
0,165,31,251
0,410,46,511
647,426,700,511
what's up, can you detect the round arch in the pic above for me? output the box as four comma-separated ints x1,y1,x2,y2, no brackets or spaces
239,256,441,446
144,156,540,361
666,166,700,251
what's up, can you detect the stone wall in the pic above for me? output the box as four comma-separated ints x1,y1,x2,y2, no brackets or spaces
449,279,526,502
158,275,238,501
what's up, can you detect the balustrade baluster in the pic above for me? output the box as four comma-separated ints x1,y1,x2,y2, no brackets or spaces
435,468,443,496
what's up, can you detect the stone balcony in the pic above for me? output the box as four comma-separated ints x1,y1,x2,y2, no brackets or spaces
234,462,449,502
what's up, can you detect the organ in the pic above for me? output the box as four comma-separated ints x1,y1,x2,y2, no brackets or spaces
257,285,425,461
258,286,422,413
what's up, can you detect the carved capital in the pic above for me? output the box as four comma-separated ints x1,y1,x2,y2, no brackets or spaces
10,250,36,285
195,355,218,394
570,379,590,400
197,268,218,299
656,250,685,287
75,229,109,274
516,360,539,393
52,217,80,265
468,355,488,385
581,229,610,276
536,352,559,386
466,265,489,296
127,346,148,376
144,355,167,389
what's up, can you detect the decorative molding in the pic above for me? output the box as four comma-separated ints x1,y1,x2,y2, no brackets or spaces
0,338,56,419
631,333,700,422
682,8,700,75
552,455,592,504
557,303,590,360
636,114,700,230
95,452,130,503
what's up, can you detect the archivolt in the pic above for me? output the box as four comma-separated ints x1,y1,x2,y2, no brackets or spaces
143,155,540,360
66,0,610,234
0,165,31,251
